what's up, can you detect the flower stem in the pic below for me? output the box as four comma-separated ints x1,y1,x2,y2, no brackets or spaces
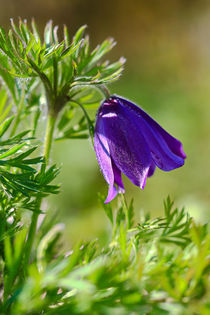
71,99,94,146
121,193,131,229
43,112,57,164
98,85,111,99
23,111,57,271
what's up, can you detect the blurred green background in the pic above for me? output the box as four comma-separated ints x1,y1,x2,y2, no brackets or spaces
0,0,209,243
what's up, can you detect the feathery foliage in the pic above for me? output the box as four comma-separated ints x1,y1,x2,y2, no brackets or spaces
0,19,209,315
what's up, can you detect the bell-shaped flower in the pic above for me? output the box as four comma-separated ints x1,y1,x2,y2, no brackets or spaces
94,96,186,203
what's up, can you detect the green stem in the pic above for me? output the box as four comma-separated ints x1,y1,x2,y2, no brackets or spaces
10,88,25,137
121,194,130,229
97,85,110,99
23,111,57,271
23,199,41,271
43,112,57,164
71,99,94,146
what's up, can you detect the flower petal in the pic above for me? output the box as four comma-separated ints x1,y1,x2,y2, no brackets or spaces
148,162,156,177
105,183,118,203
100,101,152,189
94,117,117,203
115,96,186,171
111,158,125,193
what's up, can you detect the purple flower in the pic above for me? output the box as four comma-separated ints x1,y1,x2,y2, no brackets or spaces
94,96,186,203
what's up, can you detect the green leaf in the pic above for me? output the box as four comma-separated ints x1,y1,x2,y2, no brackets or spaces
83,38,116,72
73,25,87,45
127,198,134,229
10,146,37,161
98,193,113,225
44,20,53,47
0,142,26,160
0,54,17,102
0,116,15,137
63,24,70,46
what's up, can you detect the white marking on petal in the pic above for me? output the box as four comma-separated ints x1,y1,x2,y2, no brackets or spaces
102,112,117,118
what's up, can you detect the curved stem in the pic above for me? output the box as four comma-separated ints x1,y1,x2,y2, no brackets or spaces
23,110,57,271
97,85,111,99
70,83,111,99
71,99,94,146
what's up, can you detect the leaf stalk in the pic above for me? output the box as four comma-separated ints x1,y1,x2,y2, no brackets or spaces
23,109,57,272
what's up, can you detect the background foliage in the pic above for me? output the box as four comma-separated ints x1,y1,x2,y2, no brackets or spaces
0,0,209,241
0,1,209,314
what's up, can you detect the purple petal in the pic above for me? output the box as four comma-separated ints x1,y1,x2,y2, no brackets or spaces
100,101,152,189
112,158,125,193
106,184,118,203
148,162,156,177
94,117,117,203
115,96,186,171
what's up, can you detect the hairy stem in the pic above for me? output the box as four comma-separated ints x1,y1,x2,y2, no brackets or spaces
10,88,25,137
43,112,57,164
71,99,94,146
121,194,130,229
97,85,110,99
23,111,57,271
